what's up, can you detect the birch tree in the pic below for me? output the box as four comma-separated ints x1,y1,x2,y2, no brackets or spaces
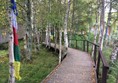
8,23,15,83
8,2,15,82
64,0,71,49
45,26,49,47
69,0,75,47
45,0,51,47
105,0,112,46
24,0,33,60
54,27,57,52
59,28,62,64
99,0,105,50
92,0,100,57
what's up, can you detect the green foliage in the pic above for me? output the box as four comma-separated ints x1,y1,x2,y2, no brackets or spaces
102,47,112,62
0,60,9,83
0,44,58,83
87,32,94,41
0,0,9,28
102,47,118,83
69,34,85,50
107,61,118,83
0,50,8,57
16,47,58,83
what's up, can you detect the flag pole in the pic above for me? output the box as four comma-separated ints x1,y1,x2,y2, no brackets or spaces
8,28,15,83
8,0,15,83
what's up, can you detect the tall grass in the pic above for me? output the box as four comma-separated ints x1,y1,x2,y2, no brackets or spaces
0,41,58,83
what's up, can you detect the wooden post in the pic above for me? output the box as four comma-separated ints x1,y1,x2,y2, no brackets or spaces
87,41,89,52
7,0,15,82
94,45,97,65
96,51,100,80
9,32,15,83
76,40,77,48
102,66,109,83
83,40,85,51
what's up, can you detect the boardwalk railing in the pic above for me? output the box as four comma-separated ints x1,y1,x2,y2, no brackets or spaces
69,39,109,83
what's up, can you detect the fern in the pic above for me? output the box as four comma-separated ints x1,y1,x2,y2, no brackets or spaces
107,61,118,83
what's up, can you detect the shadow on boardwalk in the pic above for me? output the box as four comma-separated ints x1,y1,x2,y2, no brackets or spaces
42,48,96,83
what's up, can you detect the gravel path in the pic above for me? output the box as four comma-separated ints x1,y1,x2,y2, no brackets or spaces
43,48,96,83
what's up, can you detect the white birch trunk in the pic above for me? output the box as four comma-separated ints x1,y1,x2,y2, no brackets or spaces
48,24,51,48
105,0,112,46
54,27,57,52
69,0,74,47
23,2,27,52
99,0,105,50
92,0,99,57
7,1,15,82
30,0,34,53
25,0,32,60
100,26,105,50
23,6,28,50
111,41,118,62
31,0,34,31
9,29,15,83
34,27,37,52
46,0,51,48
36,31,40,50
59,29,62,64
64,0,71,48
92,27,98,57
27,0,33,56
24,31,28,57
45,26,49,47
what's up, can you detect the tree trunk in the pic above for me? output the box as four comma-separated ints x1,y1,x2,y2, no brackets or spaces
30,0,33,52
54,27,57,52
92,26,98,57
59,28,62,64
25,0,33,60
64,0,71,49
7,1,15,82
31,0,34,31
9,19,15,83
92,0,99,57
9,30,15,83
105,0,112,46
36,30,40,50
45,26,49,47
99,0,105,50
110,41,118,62
69,0,75,47
24,0,28,59
48,23,51,48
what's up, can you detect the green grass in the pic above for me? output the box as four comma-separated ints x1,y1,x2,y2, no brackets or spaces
0,41,58,83
0,50,8,57
16,47,58,83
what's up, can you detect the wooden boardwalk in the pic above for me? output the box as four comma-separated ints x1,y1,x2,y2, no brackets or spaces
42,48,96,83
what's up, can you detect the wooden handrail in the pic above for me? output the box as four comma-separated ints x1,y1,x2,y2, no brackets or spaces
86,40,99,47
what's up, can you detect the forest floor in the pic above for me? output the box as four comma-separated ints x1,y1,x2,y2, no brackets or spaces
0,41,58,83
